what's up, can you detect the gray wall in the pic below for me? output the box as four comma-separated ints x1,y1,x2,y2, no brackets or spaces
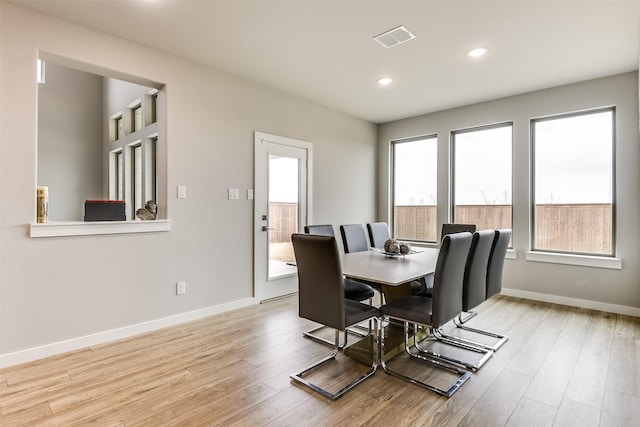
37,62,103,221
0,3,376,359
378,72,640,310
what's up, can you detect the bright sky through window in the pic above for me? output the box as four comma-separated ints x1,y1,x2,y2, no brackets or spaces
534,111,613,204
455,126,512,205
394,137,437,205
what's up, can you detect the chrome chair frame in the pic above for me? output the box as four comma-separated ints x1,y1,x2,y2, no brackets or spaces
380,317,471,397
379,233,476,397
292,318,379,400
451,229,511,352
290,233,380,400
428,229,498,365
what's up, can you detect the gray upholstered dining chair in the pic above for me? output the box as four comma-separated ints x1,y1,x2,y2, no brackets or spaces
366,222,390,250
379,232,474,397
290,233,380,400
304,224,334,236
302,224,374,347
419,223,478,297
339,224,370,253
452,229,511,351
441,223,476,241
339,224,387,299
432,230,500,363
486,229,512,300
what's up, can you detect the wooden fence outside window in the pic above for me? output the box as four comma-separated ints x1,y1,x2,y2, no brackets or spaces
268,203,613,255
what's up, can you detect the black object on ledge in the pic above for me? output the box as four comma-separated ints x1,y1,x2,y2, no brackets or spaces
84,200,126,221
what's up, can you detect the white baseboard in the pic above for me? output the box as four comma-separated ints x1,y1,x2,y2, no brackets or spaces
501,287,640,317
0,297,257,369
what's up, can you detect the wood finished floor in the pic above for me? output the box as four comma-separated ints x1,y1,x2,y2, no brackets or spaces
1,294,639,426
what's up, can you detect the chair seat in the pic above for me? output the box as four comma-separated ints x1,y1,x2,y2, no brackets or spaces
344,278,375,302
345,300,380,327
381,295,433,325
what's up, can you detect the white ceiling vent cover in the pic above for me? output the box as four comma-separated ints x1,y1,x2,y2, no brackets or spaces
373,25,416,48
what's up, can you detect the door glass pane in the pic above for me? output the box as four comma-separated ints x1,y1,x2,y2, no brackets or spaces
268,154,299,279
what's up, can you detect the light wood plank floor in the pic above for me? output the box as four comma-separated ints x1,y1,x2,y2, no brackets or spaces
1,295,638,426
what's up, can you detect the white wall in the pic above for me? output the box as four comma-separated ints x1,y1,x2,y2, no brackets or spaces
0,2,376,364
378,72,640,312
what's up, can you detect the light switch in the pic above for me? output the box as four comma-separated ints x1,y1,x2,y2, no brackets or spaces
177,185,187,199
247,189,254,200
228,188,239,200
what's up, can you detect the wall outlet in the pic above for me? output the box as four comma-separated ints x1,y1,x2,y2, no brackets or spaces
176,281,186,295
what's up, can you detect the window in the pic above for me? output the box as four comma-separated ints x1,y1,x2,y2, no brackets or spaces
131,104,142,132
146,91,158,126
125,138,157,218
114,114,123,141
114,150,124,200
532,108,615,256
107,88,159,220
132,143,143,216
392,135,438,242
452,124,513,235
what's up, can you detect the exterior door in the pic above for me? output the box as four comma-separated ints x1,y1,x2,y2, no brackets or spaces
254,132,312,302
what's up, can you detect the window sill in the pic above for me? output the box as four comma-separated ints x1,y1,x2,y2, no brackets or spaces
29,220,171,238
524,251,621,270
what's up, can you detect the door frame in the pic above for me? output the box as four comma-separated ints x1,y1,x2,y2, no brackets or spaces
254,131,313,303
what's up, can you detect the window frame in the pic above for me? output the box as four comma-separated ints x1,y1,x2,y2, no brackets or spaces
530,106,617,257
450,122,514,242
390,134,439,244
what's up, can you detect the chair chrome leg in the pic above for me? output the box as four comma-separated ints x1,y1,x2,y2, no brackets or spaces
452,317,509,352
292,319,378,400
380,317,470,397
303,326,349,349
457,310,478,324
419,327,493,371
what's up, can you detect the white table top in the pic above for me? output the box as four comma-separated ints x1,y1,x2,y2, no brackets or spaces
341,248,439,286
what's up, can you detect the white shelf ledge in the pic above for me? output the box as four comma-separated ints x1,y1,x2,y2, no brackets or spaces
29,219,171,238
524,250,622,270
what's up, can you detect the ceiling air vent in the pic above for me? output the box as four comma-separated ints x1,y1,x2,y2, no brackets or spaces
373,25,416,48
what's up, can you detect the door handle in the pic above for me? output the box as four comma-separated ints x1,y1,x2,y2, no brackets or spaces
262,226,274,232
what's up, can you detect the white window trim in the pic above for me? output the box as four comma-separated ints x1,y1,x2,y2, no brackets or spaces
525,250,621,270
30,220,171,238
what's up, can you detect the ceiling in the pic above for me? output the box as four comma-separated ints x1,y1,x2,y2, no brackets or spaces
10,0,640,124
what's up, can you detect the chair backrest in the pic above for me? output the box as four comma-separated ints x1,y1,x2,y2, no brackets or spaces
441,223,476,241
462,230,495,312
431,232,472,327
291,234,345,331
304,224,335,236
486,229,511,299
367,222,390,249
340,224,369,253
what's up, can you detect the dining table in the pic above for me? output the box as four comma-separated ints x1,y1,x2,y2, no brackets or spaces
341,247,439,286
340,247,439,364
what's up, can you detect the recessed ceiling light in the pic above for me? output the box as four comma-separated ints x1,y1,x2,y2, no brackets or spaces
377,77,393,86
467,47,488,58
